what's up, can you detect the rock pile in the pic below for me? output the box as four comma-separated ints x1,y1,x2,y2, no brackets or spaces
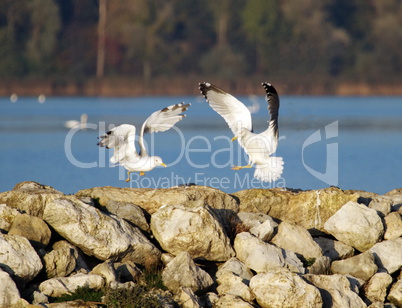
0,181,401,307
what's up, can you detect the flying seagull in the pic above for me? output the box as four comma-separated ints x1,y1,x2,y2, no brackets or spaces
199,82,283,182
98,103,190,182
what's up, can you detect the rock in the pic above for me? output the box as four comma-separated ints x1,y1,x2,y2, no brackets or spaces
0,234,43,287
215,257,254,283
388,279,402,307
236,212,278,241
44,241,88,278
364,272,393,304
177,287,201,308
383,212,402,240
271,221,323,260
43,196,160,263
307,256,331,275
8,213,51,249
113,262,142,283
324,201,384,251
91,260,116,284
250,268,322,308
0,204,20,232
313,236,355,261
304,274,367,308
150,204,235,261
331,251,378,281
369,237,402,274
234,232,304,273
368,196,392,217
162,252,214,294
76,185,239,218
38,273,105,298
213,294,255,308
233,187,359,232
216,271,254,303
0,269,22,307
103,200,150,233
201,292,219,308
0,181,63,218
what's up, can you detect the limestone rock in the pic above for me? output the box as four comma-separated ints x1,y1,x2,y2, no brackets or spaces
8,213,51,249
368,196,392,217
388,279,402,307
43,196,160,263
314,236,355,261
76,185,239,217
91,260,116,284
0,234,43,286
331,251,378,281
0,204,20,232
103,200,150,233
0,269,22,307
383,212,402,240
307,256,331,275
177,287,201,308
237,212,278,241
364,272,393,304
233,187,359,232
234,232,304,273
250,268,322,308
151,204,235,261
305,274,367,308
39,273,105,298
0,181,63,218
271,221,323,260
44,241,87,278
369,237,402,274
113,262,142,283
324,201,384,251
216,257,254,283
216,271,254,303
213,294,255,308
162,252,214,294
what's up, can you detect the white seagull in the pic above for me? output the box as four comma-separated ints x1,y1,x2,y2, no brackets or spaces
98,103,190,182
199,82,283,182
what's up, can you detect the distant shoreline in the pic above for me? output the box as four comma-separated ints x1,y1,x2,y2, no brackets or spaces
1,77,402,97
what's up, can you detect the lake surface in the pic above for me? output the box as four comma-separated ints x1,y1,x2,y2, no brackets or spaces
1,94,401,195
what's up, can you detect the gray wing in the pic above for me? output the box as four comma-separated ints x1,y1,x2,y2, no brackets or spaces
97,124,138,164
139,102,190,155
199,82,252,136
262,82,280,139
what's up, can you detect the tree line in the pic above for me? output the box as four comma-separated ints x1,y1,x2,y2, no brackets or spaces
0,0,401,95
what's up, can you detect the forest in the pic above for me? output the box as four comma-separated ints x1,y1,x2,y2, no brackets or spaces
0,0,401,96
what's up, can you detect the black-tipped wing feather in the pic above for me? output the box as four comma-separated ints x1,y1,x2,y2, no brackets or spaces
262,82,279,138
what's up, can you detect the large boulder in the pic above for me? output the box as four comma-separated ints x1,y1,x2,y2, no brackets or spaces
330,251,378,281
76,185,239,218
233,187,359,233
0,181,64,218
0,269,23,307
364,272,393,304
324,201,383,251
249,268,322,308
43,196,161,263
369,237,402,274
151,204,235,261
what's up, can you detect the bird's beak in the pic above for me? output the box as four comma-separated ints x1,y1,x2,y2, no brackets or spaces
231,136,238,142
161,163,167,167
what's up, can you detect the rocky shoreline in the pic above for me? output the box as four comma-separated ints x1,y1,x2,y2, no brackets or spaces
0,181,401,307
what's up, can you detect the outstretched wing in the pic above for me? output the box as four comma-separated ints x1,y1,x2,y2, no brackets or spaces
97,124,138,164
262,82,280,139
139,102,190,155
199,82,252,136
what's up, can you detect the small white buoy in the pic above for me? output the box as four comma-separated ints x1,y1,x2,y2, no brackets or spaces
10,93,18,103
38,94,46,103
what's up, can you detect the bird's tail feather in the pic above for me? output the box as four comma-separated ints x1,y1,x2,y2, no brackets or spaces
254,157,284,182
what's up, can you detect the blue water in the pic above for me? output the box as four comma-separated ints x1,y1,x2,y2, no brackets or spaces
1,95,401,195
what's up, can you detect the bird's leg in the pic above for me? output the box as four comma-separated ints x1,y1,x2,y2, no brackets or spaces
139,171,145,176
231,136,238,142
125,171,131,182
231,165,252,170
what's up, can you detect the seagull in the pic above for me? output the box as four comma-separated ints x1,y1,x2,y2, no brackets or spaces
199,82,283,182
65,113,88,130
98,103,190,182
